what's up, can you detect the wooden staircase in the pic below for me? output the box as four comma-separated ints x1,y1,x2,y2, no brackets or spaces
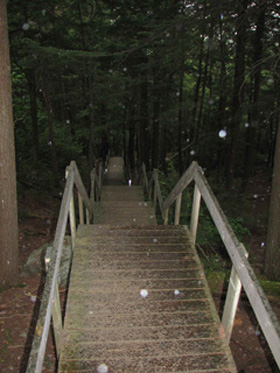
58,157,236,372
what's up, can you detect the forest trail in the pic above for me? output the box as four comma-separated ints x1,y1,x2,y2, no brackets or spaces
58,157,236,372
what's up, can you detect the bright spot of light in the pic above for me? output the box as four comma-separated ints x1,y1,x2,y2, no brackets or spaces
219,129,227,138
140,289,148,298
22,23,29,31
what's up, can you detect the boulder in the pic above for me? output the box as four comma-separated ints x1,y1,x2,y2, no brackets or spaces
22,236,72,286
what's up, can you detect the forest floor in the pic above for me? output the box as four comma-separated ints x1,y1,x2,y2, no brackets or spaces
0,171,280,372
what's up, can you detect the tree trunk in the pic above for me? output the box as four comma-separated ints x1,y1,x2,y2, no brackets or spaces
42,76,59,182
152,75,160,169
226,0,248,189
241,1,266,191
88,73,96,170
27,70,39,160
265,113,280,280
177,54,185,175
0,0,19,287
139,74,149,167
77,0,96,169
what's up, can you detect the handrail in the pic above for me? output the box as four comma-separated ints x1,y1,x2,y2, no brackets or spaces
26,161,94,372
142,161,280,368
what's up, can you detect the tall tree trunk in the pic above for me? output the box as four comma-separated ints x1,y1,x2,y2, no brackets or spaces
27,70,39,160
42,76,59,181
226,0,248,189
77,1,96,169
218,14,227,130
177,54,185,175
265,113,280,280
241,1,266,191
196,33,212,144
192,34,204,139
88,73,96,169
0,0,19,287
139,74,149,167
152,75,160,169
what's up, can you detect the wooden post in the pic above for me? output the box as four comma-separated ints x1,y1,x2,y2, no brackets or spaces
86,209,90,224
44,257,63,358
98,162,103,200
222,243,248,344
174,193,182,225
69,191,76,248
190,184,201,243
78,192,84,225
153,184,157,208
52,281,63,357
163,208,169,225
66,167,76,247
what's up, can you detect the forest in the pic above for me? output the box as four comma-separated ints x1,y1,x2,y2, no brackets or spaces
1,0,280,371
1,0,280,276
4,0,280,276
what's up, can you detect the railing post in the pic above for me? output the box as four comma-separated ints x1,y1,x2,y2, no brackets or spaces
222,243,248,344
163,208,169,225
174,193,182,225
98,162,103,199
78,192,84,224
153,184,157,208
86,209,90,224
190,184,201,243
52,282,63,357
66,168,76,248
44,258,63,359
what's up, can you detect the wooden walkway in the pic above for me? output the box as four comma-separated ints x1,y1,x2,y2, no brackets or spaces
58,157,236,372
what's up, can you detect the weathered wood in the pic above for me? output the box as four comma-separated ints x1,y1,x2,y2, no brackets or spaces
52,281,63,357
142,163,149,196
98,161,103,197
190,184,202,243
59,225,236,372
163,208,169,225
174,193,182,225
90,168,96,203
153,170,164,214
162,161,196,212
72,161,92,212
194,166,280,367
153,183,157,208
222,243,248,344
86,209,90,224
78,192,84,225
26,168,75,373
69,190,76,247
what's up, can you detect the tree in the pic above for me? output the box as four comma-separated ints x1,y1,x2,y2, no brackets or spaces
0,0,19,287
265,113,280,281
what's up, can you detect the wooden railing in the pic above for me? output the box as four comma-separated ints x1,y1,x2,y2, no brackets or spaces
26,161,95,372
141,161,280,368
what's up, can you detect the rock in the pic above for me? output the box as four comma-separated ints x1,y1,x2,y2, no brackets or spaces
21,236,72,286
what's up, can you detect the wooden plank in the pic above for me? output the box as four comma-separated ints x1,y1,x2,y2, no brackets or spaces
153,170,164,214
222,243,248,344
190,184,201,243
59,225,236,372
90,168,97,203
194,166,280,367
78,192,84,225
69,191,76,247
174,193,182,225
52,282,63,357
